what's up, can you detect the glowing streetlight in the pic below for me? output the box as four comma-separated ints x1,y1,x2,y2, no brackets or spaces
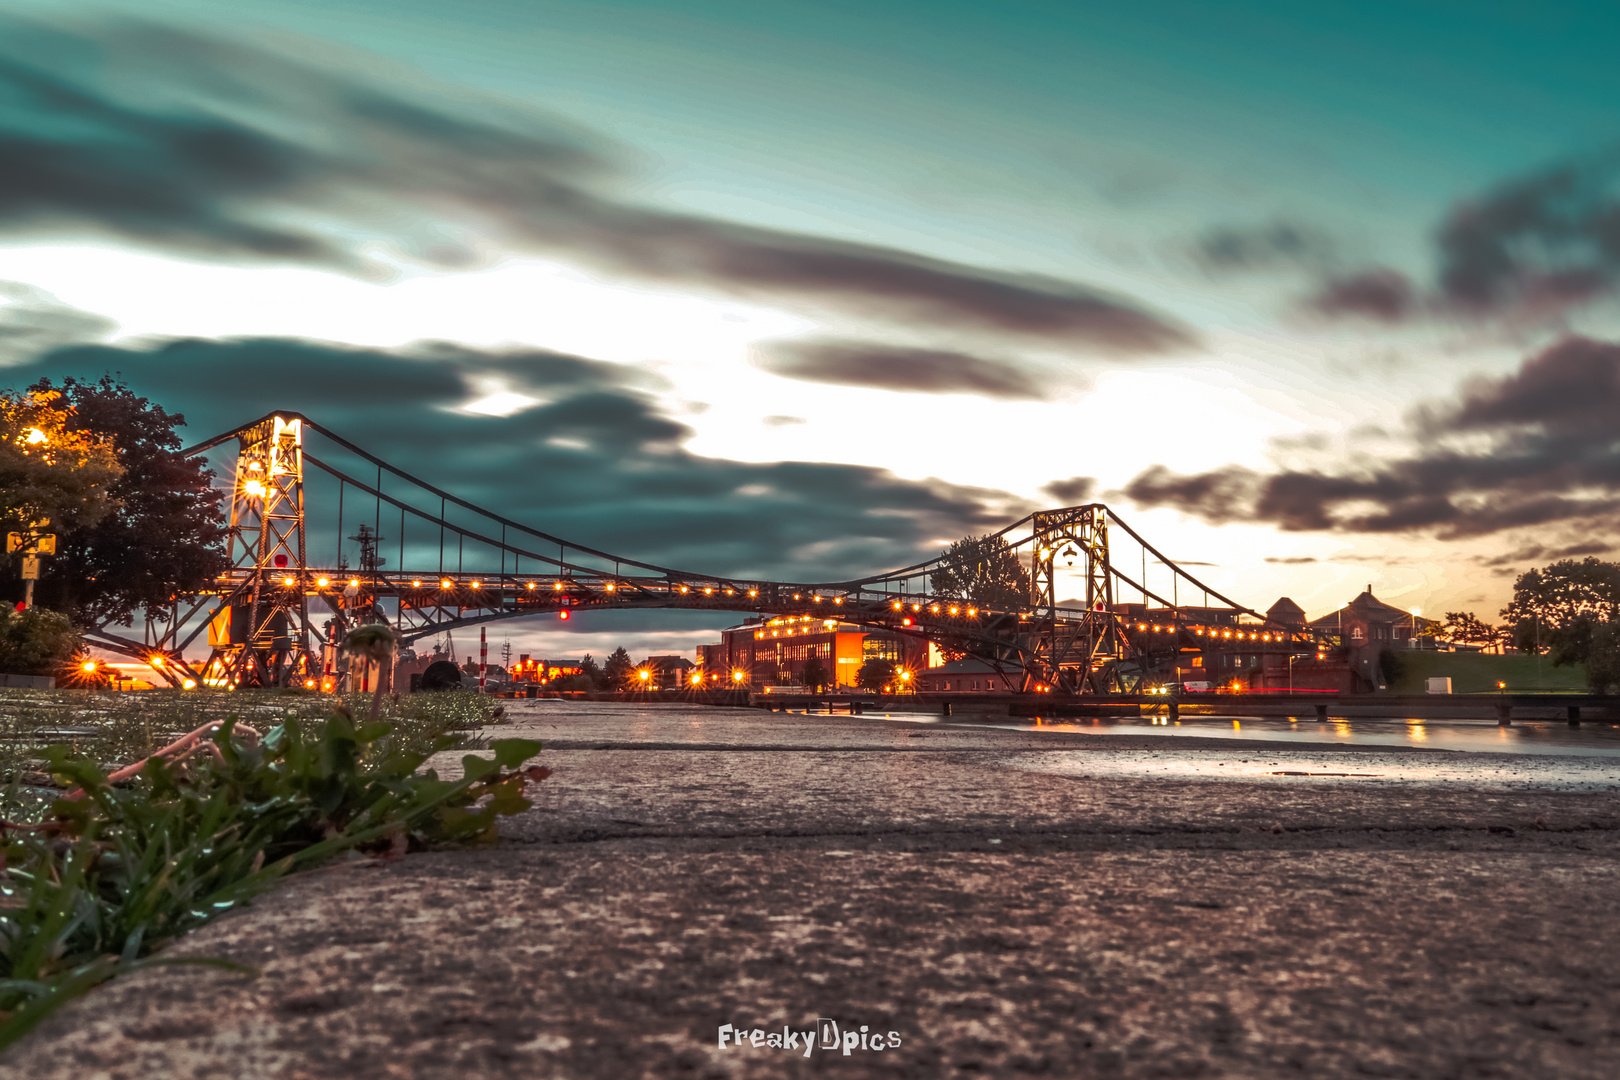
732,670,746,683
24,427,46,445
691,671,703,686
243,479,266,497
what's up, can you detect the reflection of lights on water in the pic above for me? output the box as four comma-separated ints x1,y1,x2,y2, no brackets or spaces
1406,720,1428,743
1231,719,1241,730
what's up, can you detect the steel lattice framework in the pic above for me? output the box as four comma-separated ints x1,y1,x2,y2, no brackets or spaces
86,411,1335,691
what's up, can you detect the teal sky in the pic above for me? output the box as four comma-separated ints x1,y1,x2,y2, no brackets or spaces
3,1,1619,658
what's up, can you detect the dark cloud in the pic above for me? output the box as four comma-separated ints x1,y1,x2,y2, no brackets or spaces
1436,152,1620,314
1477,541,1613,570
1309,151,1620,324
1193,221,1334,273
755,340,1047,399
2,335,1029,581
1039,476,1096,505
0,17,1191,353
1306,269,1415,322
1120,335,1620,539
0,282,115,365
1264,557,1319,565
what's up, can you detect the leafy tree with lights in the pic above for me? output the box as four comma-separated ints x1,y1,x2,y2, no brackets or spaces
0,388,122,533
856,657,894,692
4,377,227,627
1500,557,1620,692
930,533,1029,611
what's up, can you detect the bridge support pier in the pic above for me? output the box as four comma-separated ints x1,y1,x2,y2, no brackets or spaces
1168,701,1179,722
941,702,951,716
1314,703,1328,722
1568,704,1581,726
1497,701,1512,726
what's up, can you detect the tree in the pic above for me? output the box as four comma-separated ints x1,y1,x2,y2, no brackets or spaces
801,656,830,692
1585,622,1620,695
930,533,1029,610
6,377,227,626
1,387,122,532
1499,558,1620,659
578,653,604,689
856,658,894,692
1441,611,1499,650
602,646,635,688
0,606,82,675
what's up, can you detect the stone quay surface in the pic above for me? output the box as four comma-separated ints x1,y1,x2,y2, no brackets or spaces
7,702,1619,1079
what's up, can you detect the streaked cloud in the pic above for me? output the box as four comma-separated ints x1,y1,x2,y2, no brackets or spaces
0,17,1193,354
754,339,1048,399
1121,335,1620,538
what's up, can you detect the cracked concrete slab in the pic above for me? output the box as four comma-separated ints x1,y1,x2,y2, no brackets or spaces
6,704,1619,1079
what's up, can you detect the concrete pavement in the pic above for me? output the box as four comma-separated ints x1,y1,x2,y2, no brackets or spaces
7,702,1620,1079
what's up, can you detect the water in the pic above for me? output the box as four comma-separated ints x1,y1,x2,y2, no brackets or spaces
988,713,1620,758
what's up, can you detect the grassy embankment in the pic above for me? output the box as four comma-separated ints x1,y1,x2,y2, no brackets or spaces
1385,651,1587,694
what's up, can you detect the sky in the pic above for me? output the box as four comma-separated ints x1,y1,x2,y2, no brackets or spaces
2,1,1619,662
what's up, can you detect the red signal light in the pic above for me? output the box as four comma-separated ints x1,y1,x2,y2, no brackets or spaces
559,610,570,620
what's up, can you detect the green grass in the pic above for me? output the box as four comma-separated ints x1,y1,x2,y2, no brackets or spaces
1386,650,1588,694
0,692,541,1053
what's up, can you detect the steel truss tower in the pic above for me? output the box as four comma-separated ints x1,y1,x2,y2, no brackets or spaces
205,416,317,687
1025,506,1127,692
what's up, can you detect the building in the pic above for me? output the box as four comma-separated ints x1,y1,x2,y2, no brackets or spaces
643,654,695,689
1308,588,1437,649
708,617,925,691
917,657,1006,693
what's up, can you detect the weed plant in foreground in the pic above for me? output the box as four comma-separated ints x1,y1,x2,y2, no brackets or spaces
0,705,547,1053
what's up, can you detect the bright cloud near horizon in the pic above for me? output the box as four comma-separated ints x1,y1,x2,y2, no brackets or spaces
3,1,1620,660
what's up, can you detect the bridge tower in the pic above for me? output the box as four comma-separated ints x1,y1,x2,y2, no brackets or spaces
204,415,317,687
1026,506,1127,692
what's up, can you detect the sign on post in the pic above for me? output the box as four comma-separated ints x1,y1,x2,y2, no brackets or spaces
20,556,40,580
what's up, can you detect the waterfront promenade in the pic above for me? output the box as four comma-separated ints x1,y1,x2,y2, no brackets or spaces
8,703,1619,1079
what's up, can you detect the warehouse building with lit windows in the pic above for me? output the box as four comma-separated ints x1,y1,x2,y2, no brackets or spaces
712,617,925,691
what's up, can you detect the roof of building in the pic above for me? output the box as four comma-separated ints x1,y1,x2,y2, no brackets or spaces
1266,597,1307,624
924,657,1000,675
1307,589,1437,630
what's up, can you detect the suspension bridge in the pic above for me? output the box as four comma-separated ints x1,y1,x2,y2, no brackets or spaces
85,412,1333,693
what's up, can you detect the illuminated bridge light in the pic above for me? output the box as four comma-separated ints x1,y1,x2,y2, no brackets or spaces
317,577,329,587
440,579,451,588
748,589,758,597
911,604,920,612
892,601,902,610
793,593,801,600
527,582,536,590
412,579,421,587
705,586,714,595
833,597,843,605
606,582,615,591
968,608,976,616
680,585,689,594
283,577,294,586
349,579,359,587
930,605,939,614
949,606,958,615
471,581,480,589
812,595,821,602
553,582,563,591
